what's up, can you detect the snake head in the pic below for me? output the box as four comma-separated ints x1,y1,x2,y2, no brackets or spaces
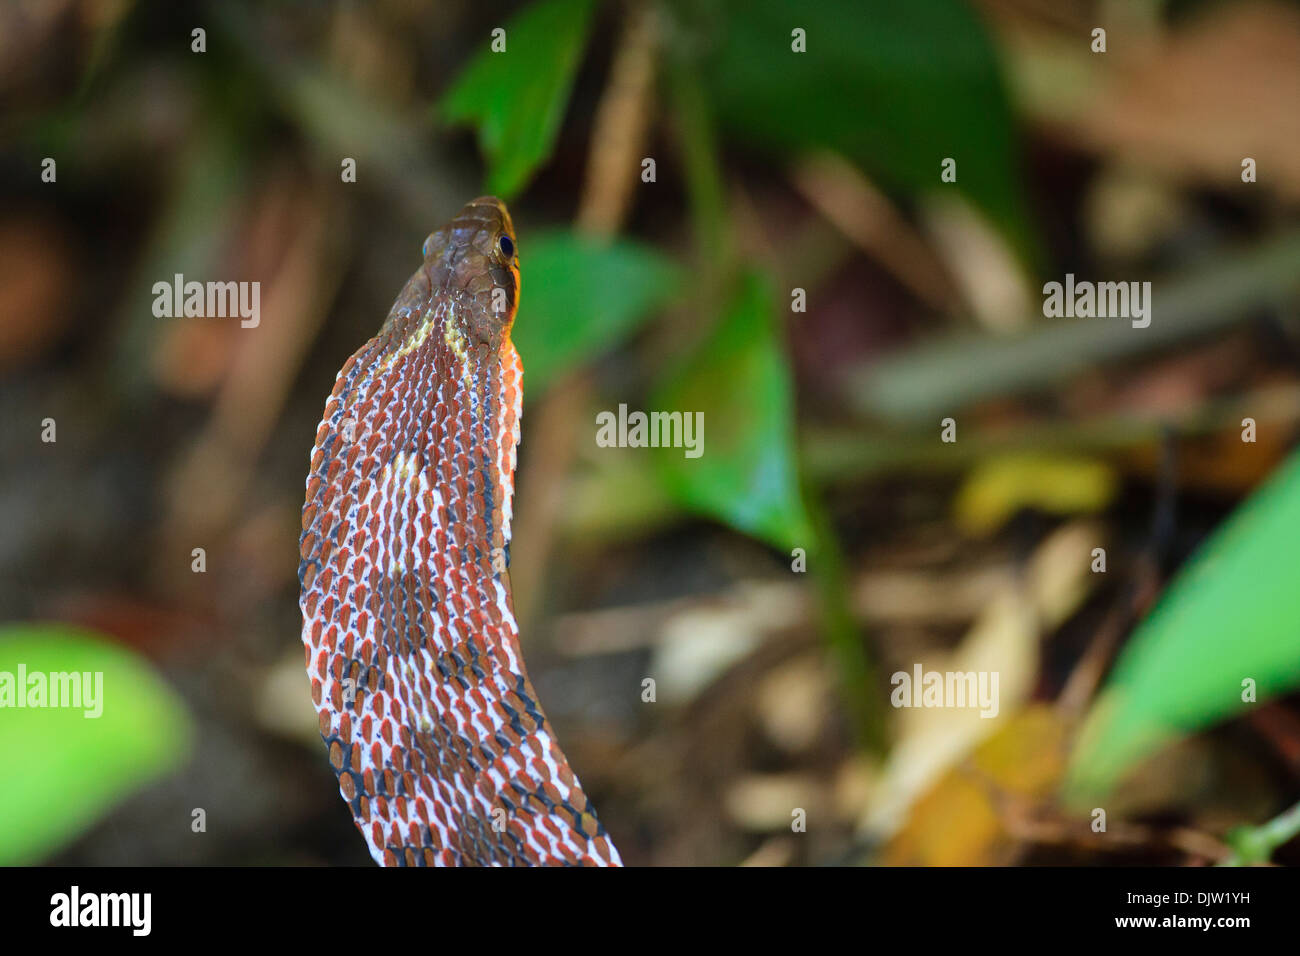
422,196,520,345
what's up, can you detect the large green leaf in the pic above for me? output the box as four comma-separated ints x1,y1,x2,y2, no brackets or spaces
1066,450,1300,803
700,0,1037,264
514,230,682,393
439,0,598,198
0,624,193,864
651,270,812,550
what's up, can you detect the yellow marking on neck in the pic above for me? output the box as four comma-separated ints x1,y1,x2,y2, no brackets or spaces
442,303,469,359
441,302,478,388
373,310,437,373
372,302,474,389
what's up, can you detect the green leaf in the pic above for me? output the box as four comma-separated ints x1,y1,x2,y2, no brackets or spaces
515,230,682,393
438,0,598,198
701,0,1038,264
1066,450,1300,803
0,624,193,864
651,270,812,550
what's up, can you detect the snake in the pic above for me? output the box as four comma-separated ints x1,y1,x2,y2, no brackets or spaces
298,196,622,866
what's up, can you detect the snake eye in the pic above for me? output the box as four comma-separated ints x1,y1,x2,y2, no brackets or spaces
498,235,515,258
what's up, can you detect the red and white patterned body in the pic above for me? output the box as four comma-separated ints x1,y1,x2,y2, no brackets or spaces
298,197,620,866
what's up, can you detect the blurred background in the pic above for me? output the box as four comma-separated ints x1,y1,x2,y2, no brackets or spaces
1,0,1299,866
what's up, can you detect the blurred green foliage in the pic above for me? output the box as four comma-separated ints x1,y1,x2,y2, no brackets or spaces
431,0,1037,748
435,0,1040,547
513,231,682,393
702,0,1039,265
440,0,598,198
0,625,192,864
652,270,811,551
1067,449,1300,803
1222,801,1300,866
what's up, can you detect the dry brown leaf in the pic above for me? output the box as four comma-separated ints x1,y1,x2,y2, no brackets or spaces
0,217,71,371
1078,2,1300,199
860,522,1101,841
883,705,1069,866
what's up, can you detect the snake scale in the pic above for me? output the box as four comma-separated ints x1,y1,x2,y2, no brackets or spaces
298,197,621,866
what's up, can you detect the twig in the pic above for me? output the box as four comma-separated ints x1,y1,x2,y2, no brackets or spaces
1220,799,1300,866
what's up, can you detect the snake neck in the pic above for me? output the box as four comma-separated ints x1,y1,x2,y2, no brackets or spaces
366,276,522,561
300,202,620,866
